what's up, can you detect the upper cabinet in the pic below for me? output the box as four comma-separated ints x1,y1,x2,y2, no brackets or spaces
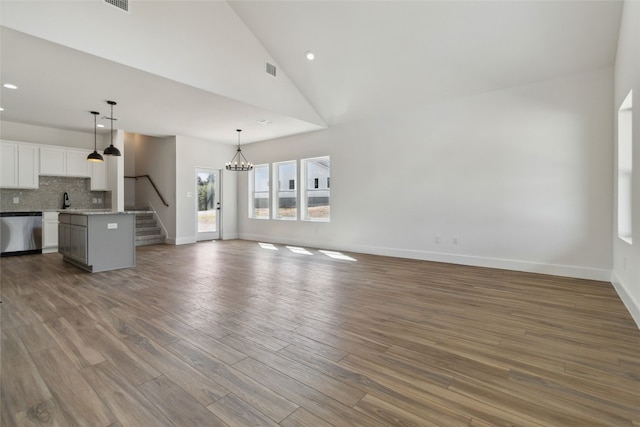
39,146,66,176
40,146,92,178
2,141,109,190
90,159,108,190
66,149,92,177
0,140,39,189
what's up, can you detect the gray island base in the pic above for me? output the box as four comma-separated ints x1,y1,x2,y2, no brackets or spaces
58,211,136,273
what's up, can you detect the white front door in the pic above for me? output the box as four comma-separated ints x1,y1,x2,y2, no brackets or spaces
196,169,221,241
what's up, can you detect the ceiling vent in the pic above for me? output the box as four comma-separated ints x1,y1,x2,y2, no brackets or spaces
265,62,277,77
105,0,129,12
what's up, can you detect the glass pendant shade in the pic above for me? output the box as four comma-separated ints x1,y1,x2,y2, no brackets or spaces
104,100,122,156
87,111,104,163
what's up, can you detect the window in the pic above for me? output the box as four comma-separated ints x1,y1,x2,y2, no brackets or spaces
250,164,270,219
274,161,297,220
302,156,330,221
618,90,633,244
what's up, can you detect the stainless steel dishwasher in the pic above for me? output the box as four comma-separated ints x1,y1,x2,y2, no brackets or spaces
0,212,43,256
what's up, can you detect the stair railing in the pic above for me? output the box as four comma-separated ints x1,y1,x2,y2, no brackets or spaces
125,175,170,207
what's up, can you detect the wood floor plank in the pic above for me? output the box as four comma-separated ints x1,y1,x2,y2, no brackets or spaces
29,347,115,426
221,332,366,407
80,361,176,427
355,393,454,427
148,314,247,364
232,356,390,427
89,308,229,406
42,316,106,370
0,328,52,415
79,322,161,386
165,338,298,423
207,393,279,427
137,375,227,426
2,241,639,426
279,407,334,427
12,399,70,427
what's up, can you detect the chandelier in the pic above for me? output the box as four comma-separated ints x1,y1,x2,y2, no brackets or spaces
225,129,253,171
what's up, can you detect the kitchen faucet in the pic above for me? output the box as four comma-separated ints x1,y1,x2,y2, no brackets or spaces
62,192,70,209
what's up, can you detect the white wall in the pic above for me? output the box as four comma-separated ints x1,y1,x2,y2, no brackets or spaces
612,0,640,327
133,134,177,241
124,131,136,208
238,68,613,281
0,120,108,150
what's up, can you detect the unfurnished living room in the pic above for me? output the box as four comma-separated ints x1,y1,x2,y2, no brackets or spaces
0,1,639,426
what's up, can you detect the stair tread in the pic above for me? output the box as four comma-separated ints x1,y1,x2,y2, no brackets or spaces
133,211,163,246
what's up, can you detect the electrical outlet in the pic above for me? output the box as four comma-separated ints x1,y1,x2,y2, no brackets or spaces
434,236,441,244
12,197,19,204
93,198,98,204
453,236,459,245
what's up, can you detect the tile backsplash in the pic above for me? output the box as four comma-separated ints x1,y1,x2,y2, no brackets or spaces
0,176,109,212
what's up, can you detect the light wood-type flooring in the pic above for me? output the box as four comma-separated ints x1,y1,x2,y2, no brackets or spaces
1,240,640,426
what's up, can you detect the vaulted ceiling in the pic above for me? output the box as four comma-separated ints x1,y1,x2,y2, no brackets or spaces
0,0,623,145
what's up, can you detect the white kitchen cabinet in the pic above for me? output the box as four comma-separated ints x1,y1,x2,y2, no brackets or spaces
40,146,66,176
91,159,108,190
42,211,59,253
18,144,39,188
66,149,92,177
1,141,39,188
1,142,18,187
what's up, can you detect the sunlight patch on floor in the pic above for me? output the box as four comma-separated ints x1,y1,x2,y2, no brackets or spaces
319,250,357,262
258,242,278,250
286,246,313,255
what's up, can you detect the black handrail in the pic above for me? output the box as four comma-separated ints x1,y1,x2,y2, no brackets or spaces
125,175,169,207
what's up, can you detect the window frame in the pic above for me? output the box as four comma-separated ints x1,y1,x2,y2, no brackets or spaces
273,160,298,221
301,156,330,222
617,90,633,244
249,163,270,219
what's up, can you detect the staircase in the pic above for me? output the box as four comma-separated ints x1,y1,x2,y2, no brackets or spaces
134,211,165,246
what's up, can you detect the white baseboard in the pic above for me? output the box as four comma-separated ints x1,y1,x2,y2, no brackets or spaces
169,237,196,245
238,233,610,281
611,272,640,329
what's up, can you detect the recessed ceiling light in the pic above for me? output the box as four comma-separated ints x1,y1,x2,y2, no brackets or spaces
0,107,4,111
305,51,315,61
96,124,105,128
257,119,273,125
3,83,18,90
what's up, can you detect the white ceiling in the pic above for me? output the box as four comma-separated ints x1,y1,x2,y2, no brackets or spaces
0,0,623,145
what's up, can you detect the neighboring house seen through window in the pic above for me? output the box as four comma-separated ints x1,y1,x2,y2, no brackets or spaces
250,164,270,219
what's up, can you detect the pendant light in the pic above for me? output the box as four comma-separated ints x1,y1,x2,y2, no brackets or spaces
225,129,253,171
87,111,104,162
103,100,122,156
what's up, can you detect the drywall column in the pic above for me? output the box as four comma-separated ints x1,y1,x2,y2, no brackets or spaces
106,129,125,212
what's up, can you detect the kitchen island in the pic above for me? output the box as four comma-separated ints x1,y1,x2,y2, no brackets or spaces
58,211,135,273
